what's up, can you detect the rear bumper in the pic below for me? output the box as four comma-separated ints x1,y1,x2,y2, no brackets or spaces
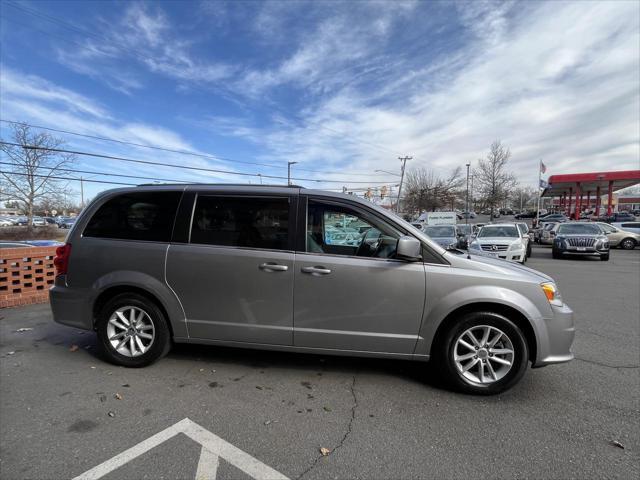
532,302,575,367
49,277,93,330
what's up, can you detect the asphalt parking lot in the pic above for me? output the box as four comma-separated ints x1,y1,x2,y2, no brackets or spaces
1,246,638,480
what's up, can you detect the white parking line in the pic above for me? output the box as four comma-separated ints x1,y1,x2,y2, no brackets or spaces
72,418,289,480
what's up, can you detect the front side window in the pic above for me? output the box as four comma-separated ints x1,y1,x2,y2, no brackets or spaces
190,196,290,250
307,200,400,259
84,191,182,242
598,223,615,233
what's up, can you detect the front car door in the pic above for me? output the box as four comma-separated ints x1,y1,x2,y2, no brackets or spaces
293,196,426,355
166,191,296,345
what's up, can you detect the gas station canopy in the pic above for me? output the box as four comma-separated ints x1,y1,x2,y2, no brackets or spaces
541,170,640,219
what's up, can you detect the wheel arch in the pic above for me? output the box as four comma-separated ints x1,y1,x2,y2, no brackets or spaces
427,302,537,364
92,284,179,338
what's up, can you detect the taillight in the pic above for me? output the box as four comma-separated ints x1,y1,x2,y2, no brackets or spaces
54,243,71,276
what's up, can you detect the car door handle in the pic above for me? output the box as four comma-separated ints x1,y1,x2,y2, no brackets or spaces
301,266,332,275
259,263,289,272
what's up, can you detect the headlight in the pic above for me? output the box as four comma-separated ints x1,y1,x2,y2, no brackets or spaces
470,242,481,250
508,242,523,251
541,282,563,307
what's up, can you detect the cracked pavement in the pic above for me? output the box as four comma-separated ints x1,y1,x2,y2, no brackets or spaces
1,246,638,479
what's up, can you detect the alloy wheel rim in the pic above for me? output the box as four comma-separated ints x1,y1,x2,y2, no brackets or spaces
106,306,155,357
453,325,515,385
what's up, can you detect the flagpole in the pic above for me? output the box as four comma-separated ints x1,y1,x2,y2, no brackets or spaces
536,159,542,227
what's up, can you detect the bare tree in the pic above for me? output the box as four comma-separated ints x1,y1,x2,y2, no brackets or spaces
473,140,517,219
0,123,75,229
404,166,463,214
509,185,538,212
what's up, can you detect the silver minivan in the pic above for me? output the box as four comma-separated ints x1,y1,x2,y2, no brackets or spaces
50,185,574,394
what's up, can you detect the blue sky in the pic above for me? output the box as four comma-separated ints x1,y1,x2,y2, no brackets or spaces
1,0,639,202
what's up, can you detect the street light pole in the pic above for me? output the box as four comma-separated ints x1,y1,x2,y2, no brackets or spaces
287,162,297,186
465,163,471,225
396,156,412,213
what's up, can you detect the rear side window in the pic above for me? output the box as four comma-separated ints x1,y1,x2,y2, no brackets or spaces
621,222,639,228
190,196,290,250
84,191,182,242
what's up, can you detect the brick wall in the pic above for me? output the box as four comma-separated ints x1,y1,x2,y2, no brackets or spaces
0,247,57,308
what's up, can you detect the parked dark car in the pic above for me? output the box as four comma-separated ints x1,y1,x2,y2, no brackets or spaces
58,218,77,229
514,211,536,219
540,213,568,222
551,223,610,261
602,212,636,223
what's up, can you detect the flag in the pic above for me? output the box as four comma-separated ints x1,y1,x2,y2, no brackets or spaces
540,161,547,174
540,179,548,189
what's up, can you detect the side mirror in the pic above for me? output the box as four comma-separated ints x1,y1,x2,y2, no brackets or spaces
396,236,422,261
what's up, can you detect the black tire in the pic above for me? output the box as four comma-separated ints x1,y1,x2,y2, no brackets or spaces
552,248,561,259
434,312,529,395
600,253,610,261
526,243,532,257
96,293,171,367
620,238,636,250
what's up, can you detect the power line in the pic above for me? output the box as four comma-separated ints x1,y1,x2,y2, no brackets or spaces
0,142,396,184
0,120,391,178
0,161,192,184
0,170,135,186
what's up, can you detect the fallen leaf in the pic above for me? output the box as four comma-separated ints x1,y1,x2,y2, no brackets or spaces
121,384,130,388
323,406,332,412
7,351,15,356
264,420,278,426
90,366,96,369
69,345,79,352
99,394,107,403
301,381,312,390
15,328,33,333
114,393,123,400
107,411,115,418
84,345,91,350
609,440,625,449
255,385,263,390
199,368,204,372
320,447,330,456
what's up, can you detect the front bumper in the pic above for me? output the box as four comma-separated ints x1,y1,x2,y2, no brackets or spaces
532,302,575,367
556,246,608,256
471,248,525,262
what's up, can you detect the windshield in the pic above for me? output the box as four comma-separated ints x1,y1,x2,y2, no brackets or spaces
424,226,456,237
478,226,518,238
558,223,601,234
456,225,472,234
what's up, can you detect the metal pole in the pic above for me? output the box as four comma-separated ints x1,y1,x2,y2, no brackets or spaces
465,163,470,225
535,160,542,227
396,156,411,213
287,162,297,186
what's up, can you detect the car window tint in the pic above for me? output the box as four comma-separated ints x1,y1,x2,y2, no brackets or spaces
557,223,601,234
621,222,639,228
84,191,182,242
190,196,289,250
307,200,400,259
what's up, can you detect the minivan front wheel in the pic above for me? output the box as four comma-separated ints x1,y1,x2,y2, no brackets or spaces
97,293,171,367
437,312,528,394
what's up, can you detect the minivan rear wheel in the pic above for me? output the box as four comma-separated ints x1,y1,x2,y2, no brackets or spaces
96,293,171,367
436,312,528,395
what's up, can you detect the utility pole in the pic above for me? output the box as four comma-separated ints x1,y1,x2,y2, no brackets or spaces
258,174,263,185
396,156,412,213
287,162,297,186
80,177,84,209
465,162,471,225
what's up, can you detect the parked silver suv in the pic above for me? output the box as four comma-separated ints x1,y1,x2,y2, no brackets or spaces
50,185,574,394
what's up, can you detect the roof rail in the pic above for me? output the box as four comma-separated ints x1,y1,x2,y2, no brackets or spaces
135,182,304,188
